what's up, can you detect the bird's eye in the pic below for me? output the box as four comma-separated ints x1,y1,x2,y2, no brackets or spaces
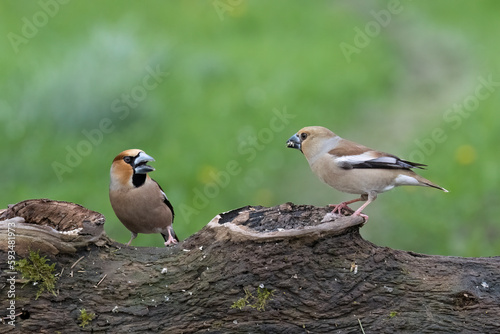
123,156,132,164
300,132,308,140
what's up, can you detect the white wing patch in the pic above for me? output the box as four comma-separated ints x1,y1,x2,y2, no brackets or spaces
334,152,379,165
369,156,399,164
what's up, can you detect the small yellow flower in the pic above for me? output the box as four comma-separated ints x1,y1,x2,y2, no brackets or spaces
455,145,476,165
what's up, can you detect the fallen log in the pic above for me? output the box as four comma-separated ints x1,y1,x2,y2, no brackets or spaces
0,199,499,333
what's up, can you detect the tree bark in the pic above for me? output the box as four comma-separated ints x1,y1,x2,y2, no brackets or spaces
1,199,499,333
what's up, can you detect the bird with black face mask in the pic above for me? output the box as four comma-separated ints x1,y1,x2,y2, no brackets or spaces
109,149,178,246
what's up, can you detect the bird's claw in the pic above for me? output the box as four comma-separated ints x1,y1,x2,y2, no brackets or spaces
329,202,369,222
355,212,369,223
164,236,178,247
329,202,355,215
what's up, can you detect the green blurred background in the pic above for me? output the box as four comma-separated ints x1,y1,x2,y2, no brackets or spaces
1,1,499,256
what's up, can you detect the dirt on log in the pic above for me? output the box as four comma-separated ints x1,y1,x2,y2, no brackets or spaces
1,199,500,333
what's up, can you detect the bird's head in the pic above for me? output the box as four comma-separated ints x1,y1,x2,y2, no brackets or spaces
110,149,155,188
286,126,337,159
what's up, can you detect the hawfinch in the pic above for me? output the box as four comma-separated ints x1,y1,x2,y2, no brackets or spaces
286,126,448,220
109,149,178,246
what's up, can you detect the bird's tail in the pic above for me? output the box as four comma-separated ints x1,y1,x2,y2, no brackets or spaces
416,175,449,192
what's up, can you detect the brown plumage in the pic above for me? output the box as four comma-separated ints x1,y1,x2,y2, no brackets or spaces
286,126,448,220
109,149,178,246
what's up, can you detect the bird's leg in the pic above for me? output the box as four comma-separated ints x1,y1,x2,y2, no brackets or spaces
163,230,178,247
352,192,377,221
330,196,365,214
126,232,138,246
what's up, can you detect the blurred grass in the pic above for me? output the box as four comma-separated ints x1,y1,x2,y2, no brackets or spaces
1,0,499,256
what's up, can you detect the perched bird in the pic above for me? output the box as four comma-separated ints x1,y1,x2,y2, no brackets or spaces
109,149,178,246
286,126,448,220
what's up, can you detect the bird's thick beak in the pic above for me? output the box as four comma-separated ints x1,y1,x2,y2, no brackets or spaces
286,133,302,151
134,151,155,174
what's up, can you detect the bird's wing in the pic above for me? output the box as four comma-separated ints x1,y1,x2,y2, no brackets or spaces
334,152,427,170
152,179,175,221
327,138,427,170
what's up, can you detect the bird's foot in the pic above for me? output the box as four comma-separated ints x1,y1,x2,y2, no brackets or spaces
329,202,369,223
352,201,371,223
164,235,178,247
353,211,369,222
329,202,355,215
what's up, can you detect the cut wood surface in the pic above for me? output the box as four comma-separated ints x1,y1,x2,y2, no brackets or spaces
1,199,499,333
